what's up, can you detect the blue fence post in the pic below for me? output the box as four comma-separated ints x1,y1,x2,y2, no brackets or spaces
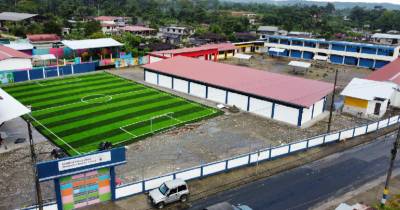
338,131,342,140
200,166,203,177
268,148,272,159
366,124,369,133
323,135,326,144
352,128,356,137
288,144,292,152
306,139,309,149
377,121,380,130
387,119,390,126
142,181,145,192
225,160,228,171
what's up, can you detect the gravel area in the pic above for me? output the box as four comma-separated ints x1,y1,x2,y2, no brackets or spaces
0,60,374,209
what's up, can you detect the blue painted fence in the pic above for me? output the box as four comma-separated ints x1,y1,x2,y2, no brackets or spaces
23,115,400,210
1,62,97,85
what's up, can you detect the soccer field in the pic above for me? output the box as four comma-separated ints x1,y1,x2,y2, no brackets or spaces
2,72,220,156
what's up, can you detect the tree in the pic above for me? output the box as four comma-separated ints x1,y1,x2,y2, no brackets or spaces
83,20,102,37
43,20,62,35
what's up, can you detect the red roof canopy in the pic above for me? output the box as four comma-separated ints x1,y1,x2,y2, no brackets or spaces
367,58,400,85
27,34,60,42
0,45,31,61
143,56,333,108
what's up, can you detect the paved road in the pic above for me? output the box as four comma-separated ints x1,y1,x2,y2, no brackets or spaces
188,134,400,210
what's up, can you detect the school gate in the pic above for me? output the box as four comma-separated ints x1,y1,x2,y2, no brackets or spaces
36,147,126,210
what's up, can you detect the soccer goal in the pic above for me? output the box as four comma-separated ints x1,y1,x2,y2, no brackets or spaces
120,112,183,138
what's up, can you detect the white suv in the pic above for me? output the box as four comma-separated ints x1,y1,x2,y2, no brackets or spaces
149,179,189,208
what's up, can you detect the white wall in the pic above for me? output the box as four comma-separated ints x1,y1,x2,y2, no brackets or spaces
158,75,172,89
248,97,273,118
190,82,206,98
173,78,189,93
227,91,248,111
366,100,389,118
207,87,226,104
313,98,325,117
274,104,300,125
390,90,400,108
302,106,312,124
0,58,32,71
145,71,157,85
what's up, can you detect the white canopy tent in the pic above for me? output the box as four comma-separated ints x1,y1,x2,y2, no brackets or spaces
233,53,252,60
288,61,311,69
61,38,123,50
0,88,30,124
268,48,285,53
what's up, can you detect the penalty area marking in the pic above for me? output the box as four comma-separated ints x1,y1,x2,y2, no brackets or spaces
81,94,113,104
28,114,81,155
119,112,182,138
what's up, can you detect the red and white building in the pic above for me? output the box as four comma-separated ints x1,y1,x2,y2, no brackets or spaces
147,43,237,64
0,45,32,71
26,34,61,49
143,56,333,126
122,25,156,37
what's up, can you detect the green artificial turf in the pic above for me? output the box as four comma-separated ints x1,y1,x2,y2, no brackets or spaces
3,72,220,156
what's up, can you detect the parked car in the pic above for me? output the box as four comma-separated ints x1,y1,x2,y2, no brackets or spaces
148,179,189,208
203,202,253,210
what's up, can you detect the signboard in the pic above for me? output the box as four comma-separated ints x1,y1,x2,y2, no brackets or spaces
58,152,111,171
37,147,126,182
36,148,126,210
60,168,111,210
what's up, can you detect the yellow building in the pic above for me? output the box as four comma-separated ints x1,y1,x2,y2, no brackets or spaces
341,78,396,118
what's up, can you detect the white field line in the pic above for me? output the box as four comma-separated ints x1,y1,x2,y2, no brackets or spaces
29,114,81,155
117,106,218,145
36,77,83,87
81,94,113,104
32,89,148,113
119,112,182,137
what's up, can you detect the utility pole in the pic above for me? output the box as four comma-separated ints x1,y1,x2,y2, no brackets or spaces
381,124,400,207
327,69,338,133
27,119,43,210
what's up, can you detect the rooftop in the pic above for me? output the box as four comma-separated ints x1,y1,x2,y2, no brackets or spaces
367,58,400,85
0,88,31,124
258,26,279,32
143,56,333,108
26,34,61,43
61,38,123,50
4,41,33,51
341,78,396,101
372,33,400,39
0,12,37,21
0,45,31,61
94,16,125,21
123,25,155,32
150,45,219,57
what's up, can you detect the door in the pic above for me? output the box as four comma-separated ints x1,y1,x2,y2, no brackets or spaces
166,188,179,203
374,103,381,115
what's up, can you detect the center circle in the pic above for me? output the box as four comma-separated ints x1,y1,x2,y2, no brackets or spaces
81,94,112,104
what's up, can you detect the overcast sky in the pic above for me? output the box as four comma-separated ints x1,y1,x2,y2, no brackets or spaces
307,0,400,4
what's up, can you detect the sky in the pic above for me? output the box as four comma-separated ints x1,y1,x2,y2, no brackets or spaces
307,0,400,4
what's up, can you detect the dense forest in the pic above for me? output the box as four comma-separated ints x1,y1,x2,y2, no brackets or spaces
1,0,400,41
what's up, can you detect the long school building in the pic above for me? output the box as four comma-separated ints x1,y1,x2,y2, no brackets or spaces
143,56,333,127
262,35,400,69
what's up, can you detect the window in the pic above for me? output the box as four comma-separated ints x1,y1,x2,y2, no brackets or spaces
159,184,169,195
178,185,187,192
168,188,177,196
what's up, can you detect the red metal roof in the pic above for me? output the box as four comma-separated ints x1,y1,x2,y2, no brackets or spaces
26,34,60,42
367,58,400,85
150,43,236,57
123,25,155,32
200,43,237,51
143,56,333,108
0,45,31,61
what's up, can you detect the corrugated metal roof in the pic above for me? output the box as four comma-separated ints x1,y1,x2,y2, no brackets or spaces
150,45,218,56
372,33,400,39
27,34,60,43
143,56,333,108
0,45,31,61
4,41,33,50
0,12,37,21
367,58,400,85
0,88,31,124
123,25,155,32
258,26,279,32
61,38,123,50
341,78,396,101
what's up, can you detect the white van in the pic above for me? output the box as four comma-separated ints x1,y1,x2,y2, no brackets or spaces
148,179,189,208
